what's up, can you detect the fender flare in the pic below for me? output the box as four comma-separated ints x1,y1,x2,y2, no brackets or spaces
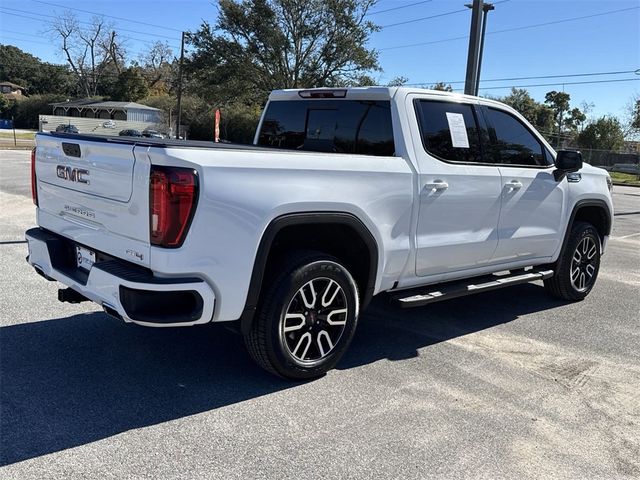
239,212,379,335
559,199,612,256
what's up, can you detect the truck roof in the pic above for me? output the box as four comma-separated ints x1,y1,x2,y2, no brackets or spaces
268,86,481,103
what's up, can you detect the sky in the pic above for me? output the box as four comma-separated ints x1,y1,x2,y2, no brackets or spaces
0,0,639,120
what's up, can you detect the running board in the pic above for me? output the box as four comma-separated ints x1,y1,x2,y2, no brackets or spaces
393,269,554,308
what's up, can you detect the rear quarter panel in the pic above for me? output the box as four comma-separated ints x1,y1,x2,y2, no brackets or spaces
143,146,414,321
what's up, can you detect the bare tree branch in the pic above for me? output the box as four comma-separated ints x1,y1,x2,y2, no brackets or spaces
49,11,124,97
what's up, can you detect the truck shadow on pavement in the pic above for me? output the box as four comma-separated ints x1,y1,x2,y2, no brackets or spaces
341,283,569,369
0,283,567,466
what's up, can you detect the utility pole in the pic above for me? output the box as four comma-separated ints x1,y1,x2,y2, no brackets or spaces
175,31,185,140
557,84,565,149
475,2,495,95
464,0,483,95
556,108,564,148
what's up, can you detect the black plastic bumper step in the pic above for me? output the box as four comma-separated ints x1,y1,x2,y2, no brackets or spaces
392,269,554,308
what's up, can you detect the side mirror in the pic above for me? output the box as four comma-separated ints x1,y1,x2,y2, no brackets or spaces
554,150,583,181
555,149,582,172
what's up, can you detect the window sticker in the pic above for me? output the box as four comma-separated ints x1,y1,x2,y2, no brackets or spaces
445,112,469,148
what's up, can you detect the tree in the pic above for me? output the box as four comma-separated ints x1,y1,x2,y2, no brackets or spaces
621,95,640,140
545,90,570,117
564,107,586,133
0,95,10,115
0,45,75,95
137,41,174,94
12,94,67,129
50,12,125,97
544,90,571,144
429,82,453,92
499,88,554,139
633,99,640,130
576,116,625,151
542,90,587,146
186,0,379,104
219,103,262,143
387,76,408,87
110,68,149,101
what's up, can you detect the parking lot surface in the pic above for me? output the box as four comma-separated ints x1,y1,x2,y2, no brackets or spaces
1,150,639,479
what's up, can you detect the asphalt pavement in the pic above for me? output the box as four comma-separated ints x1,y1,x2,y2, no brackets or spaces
1,149,639,479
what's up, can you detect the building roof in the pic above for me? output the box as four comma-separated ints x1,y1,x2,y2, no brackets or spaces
0,81,26,90
50,100,160,111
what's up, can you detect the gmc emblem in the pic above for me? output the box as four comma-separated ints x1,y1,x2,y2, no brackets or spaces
56,165,90,184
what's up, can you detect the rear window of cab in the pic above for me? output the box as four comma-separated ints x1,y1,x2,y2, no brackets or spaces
257,100,395,156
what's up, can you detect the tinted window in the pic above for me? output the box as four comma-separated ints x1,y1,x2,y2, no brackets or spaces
257,100,395,156
485,108,547,166
415,100,485,163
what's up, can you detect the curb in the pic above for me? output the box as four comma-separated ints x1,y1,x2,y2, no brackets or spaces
612,182,640,188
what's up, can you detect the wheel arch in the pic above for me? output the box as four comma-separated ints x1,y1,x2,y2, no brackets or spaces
561,199,612,254
571,199,611,237
240,212,379,335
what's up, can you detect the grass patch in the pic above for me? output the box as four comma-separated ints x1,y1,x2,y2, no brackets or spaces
610,171,640,186
0,132,36,140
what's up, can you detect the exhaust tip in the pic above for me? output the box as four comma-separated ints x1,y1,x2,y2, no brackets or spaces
32,264,55,281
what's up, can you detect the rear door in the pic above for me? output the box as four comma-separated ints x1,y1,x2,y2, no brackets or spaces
35,134,151,267
481,106,566,262
410,97,503,277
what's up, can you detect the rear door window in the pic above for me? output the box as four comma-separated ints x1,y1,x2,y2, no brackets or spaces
484,107,548,166
415,100,486,164
257,100,395,156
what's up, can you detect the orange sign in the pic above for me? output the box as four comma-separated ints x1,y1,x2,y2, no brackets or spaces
214,109,220,143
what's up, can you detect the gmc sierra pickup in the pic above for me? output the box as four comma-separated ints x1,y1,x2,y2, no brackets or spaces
26,87,613,379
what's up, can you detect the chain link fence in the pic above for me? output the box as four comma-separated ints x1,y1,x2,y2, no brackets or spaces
580,149,640,178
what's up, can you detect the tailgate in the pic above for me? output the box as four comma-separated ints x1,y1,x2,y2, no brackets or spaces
34,133,151,267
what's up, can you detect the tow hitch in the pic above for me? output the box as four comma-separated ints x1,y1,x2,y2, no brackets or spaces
58,288,89,304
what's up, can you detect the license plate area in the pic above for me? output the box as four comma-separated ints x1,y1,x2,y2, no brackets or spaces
76,245,95,271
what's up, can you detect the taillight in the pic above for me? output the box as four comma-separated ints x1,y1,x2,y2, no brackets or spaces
149,166,198,248
31,147,38,206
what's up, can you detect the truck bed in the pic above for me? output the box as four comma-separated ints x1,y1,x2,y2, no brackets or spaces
42,131,275,152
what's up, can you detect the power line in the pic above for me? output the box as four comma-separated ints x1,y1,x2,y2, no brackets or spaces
380,7,468,28
381,34,468,51
30,0,184,32
0,6,180,41
367,0,432,16
0,8,50,23
487,6,640,36
0,36,52,46
0,9,180,50
477,77,640,91
0,26,177,52
380,5,639,49
380,0,509,29
404,69,640,86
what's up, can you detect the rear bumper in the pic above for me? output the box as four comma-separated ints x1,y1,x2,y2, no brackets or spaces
25,228,215,327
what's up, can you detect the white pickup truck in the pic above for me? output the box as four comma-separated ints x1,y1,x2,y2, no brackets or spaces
27,87,614,379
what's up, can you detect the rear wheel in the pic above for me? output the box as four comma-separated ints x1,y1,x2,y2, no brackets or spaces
244,251,360,380
545,221,601,301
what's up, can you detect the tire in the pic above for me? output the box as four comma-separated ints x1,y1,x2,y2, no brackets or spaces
544,221,601,301
244,250,360,380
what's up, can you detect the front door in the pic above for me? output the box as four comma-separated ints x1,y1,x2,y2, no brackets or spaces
481,106,566,262
411,98,503,277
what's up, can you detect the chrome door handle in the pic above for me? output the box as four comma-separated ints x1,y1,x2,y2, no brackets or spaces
506,180,523,190
424,180,449,191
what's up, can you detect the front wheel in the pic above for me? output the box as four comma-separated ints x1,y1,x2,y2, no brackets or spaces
244,251,360,380
545,221,601,301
